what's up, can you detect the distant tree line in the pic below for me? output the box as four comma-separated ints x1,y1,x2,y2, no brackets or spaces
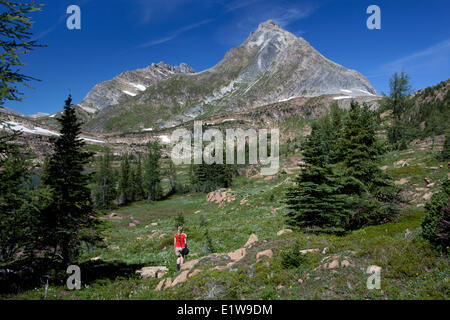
92,140,168,210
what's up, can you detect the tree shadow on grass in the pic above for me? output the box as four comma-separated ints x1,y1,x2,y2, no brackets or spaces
78,259,149,284
1,258,152,295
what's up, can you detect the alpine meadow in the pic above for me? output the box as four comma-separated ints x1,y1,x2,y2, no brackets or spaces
0,0,449,303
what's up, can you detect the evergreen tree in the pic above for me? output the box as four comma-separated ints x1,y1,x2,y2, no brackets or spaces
40,95,100,265
383,72,413,147
144,140,162,201
337,101,398,227
285,101,399,234
0,130,52,266
200,214,215,253
0,0,49,275
191,162,233,193
422,179,449,250
437,129,450,161
93,148,117,209
118,154,131,205
167,160,177,195
0,0,46,106
337,101,387,191
285,122,355,234
134,154,145,201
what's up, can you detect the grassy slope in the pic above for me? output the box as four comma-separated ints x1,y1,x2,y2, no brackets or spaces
4,134,449,300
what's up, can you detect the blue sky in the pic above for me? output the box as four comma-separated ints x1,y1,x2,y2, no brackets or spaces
5,0,450,115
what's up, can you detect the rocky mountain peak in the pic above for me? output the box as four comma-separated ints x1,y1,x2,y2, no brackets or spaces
257,19,281,30
78,61,194,112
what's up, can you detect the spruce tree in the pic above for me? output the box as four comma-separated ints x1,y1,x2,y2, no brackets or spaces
134,154,145,200
337,101,387,191
0,130,52,266
40,95,100,265
384,72,413,147
167,160,177,195
118,154,131,205
0,0,46,106
336,101,398,228
285,122,354,234
144,140,162,201
422,179,449,250
190,142,233,193
0,0,48,272
93,148,117,209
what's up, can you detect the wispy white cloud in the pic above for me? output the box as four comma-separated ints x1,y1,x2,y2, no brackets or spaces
224,0,264,12
139,19,214,47
367,39,450,78
216,1,319,46
383,39,450,71
132,0,209,26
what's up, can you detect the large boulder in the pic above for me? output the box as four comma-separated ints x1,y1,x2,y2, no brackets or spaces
394,178,409,185
277,229,292,236
171,270,190,287
256,249,273,261
181,258,201,271
136,266,168,279
227,248,246,262
206,188,236,206
244,234,258,247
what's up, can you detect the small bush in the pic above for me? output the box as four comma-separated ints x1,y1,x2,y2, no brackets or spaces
421,179,450,250
281,240,306,269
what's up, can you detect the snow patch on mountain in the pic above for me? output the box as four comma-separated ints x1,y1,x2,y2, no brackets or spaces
123,90,137,97
130,83,146,91
0,121,104,143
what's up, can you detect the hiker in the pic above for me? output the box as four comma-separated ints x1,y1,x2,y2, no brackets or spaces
174,225,187,271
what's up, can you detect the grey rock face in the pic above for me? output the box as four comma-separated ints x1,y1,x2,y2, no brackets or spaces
78,62,194,112
0,107,22,116
211,20,377,108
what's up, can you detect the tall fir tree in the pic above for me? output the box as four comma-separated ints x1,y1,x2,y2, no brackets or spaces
191,162,232,193
383,72,413,148
336,101,387,192
118,154,131,205
144,140,162,201
40,95,100,265
167,160,178,195
0,0,46,106
0,0,49,276
93,148,117,209
0,130,52,267
336,100,398,228
134,154,145,200
285,122,355,234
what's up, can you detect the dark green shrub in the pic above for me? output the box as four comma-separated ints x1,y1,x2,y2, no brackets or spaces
281,240,306,268
421,179,450,250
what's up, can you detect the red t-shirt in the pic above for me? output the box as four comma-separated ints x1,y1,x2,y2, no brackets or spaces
174,233,186,248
